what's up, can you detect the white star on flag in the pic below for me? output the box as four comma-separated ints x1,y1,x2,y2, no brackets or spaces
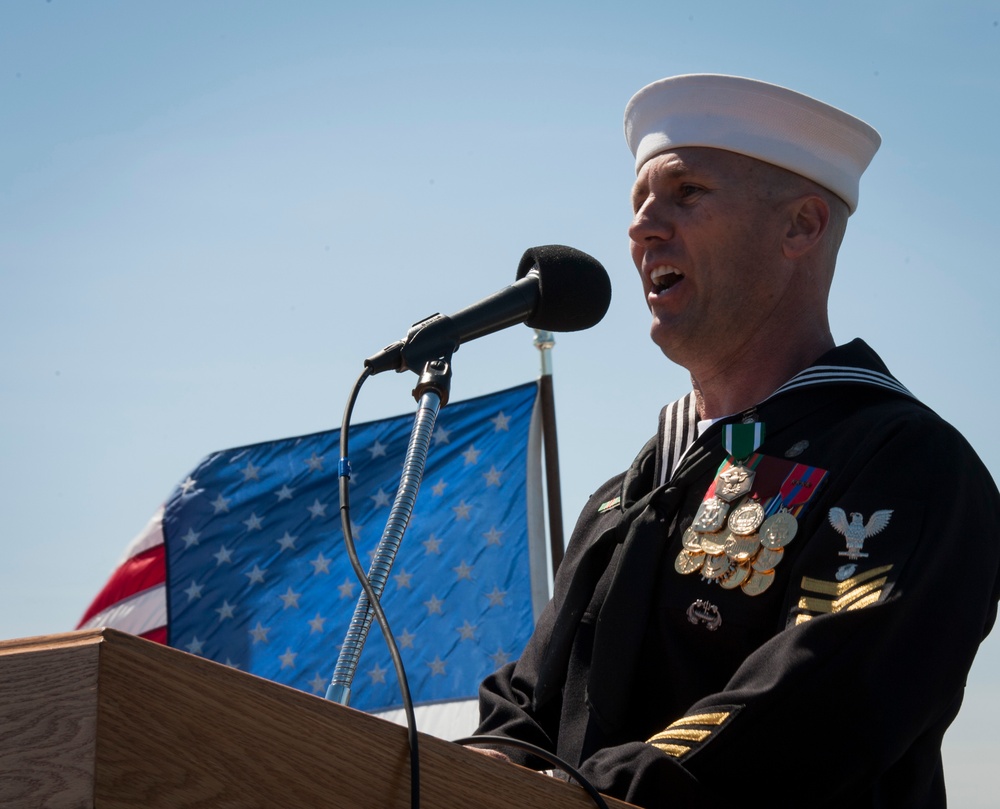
310,552,332,575
483,527,503,546
279,587,301,609
245,565,266,585
249,622,270,644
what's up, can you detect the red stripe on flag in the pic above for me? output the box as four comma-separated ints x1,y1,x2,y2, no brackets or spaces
77,545,166,628
139,626,168,645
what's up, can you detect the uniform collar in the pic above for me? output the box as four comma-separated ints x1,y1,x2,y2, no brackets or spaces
655,340,917,485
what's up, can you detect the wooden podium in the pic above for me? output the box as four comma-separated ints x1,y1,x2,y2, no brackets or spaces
0,628,636,808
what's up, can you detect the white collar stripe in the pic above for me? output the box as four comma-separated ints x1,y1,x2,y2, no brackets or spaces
771,365,914,399
660,392,699,485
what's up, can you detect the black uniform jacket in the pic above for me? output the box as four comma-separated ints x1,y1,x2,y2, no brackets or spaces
477,340,1000,808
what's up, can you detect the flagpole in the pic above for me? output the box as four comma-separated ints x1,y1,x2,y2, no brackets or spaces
534,330,565,574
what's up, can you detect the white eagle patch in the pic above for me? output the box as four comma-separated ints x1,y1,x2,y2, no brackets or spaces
828,507,893,560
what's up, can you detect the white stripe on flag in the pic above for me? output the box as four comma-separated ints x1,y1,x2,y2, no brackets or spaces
79,583,167,636
372,698,480,740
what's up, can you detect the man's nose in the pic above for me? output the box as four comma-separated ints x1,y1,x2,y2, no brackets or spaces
628,198,674,244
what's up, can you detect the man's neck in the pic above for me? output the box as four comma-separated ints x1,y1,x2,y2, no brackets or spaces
689,331,835,420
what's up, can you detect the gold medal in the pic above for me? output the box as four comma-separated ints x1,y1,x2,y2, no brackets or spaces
752,546,784,572
724,534,760,564
715,464,755,503
761,510,798,549
692,498,730,533
741,568,775,596
728,500,765,536
675,549,705,575
699,532,728,555
682,527,704,552
719,562,751,590
702,553,731,581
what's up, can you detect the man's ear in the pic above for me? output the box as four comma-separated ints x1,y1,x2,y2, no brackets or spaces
782,195,830,259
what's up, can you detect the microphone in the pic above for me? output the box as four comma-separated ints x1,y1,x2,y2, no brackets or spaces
364,245,612,375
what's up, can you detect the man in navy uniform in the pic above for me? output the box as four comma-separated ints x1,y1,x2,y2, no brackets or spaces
475,75,1000,808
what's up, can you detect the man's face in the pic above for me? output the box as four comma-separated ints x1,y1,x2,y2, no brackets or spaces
629,147,794,372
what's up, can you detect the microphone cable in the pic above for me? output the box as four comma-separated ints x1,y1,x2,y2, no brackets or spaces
337,365,422,809
452,735,610,809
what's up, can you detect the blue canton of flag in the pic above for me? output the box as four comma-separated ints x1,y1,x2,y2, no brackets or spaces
163,382,543,713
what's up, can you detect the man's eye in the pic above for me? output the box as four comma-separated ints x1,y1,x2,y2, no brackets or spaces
678,184,702,199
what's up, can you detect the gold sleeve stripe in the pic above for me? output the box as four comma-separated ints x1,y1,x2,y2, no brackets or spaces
650,742,691,758
668,711,731,727
795,614,812,625
836,579,886,608
647,708,740,759
798,579,885,614
800,565,893,596
846,591,881,611
648,728,712,743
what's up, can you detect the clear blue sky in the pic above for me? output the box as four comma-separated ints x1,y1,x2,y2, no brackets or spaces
2,2,998,804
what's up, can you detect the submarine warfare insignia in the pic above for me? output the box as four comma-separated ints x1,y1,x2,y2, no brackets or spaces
686,599,722,631
674,453,829,598
828,507,893,560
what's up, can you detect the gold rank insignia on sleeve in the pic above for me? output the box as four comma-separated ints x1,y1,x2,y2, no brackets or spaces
646,706,742,759
793,564,893,625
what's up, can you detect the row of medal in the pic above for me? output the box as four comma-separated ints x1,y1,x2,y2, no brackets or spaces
674,462,798,597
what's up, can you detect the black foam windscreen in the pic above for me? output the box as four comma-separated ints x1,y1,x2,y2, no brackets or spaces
516,245,612,332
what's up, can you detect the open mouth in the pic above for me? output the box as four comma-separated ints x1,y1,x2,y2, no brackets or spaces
650,266,684,293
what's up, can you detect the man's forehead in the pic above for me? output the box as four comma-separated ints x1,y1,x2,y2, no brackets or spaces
631,147,757,189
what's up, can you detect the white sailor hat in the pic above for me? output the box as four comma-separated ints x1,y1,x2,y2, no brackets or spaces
623,74,881,213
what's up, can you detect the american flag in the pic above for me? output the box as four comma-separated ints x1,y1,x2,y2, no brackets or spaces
79,381,546,720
